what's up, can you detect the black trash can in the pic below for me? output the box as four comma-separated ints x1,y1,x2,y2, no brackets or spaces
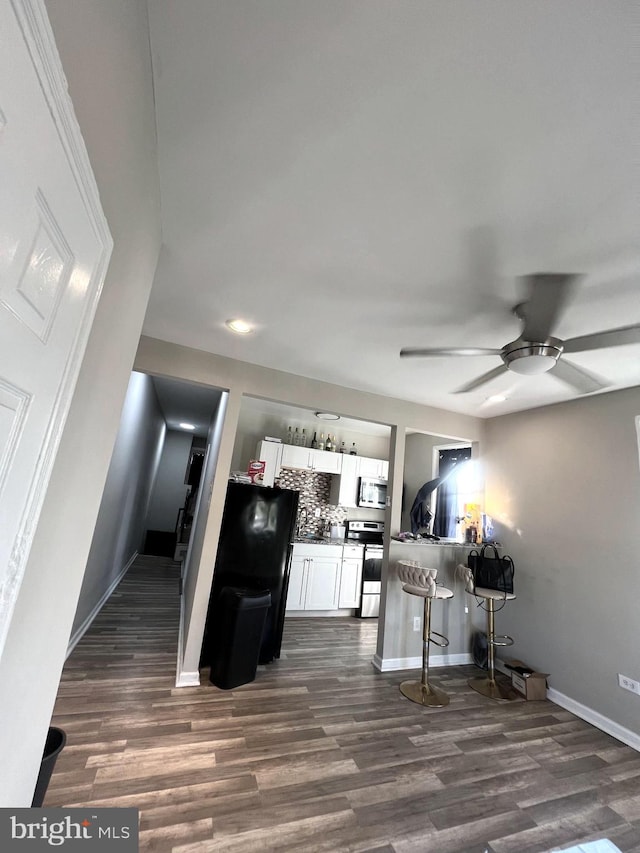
32,727,66,807
208,587,271,690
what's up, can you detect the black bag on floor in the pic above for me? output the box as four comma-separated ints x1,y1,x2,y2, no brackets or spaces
468,544,514,595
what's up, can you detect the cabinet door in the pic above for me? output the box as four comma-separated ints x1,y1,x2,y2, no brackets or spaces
305,557,341,610
338,558,362,608
285,556,307,611
281,445,311,470
335,454,359,506
255,440,283,486
358,456,384,478
309,448,342,474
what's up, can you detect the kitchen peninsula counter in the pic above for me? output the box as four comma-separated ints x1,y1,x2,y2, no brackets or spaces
376,539,479,673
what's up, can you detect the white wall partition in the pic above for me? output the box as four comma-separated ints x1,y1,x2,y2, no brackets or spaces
0,0,161,806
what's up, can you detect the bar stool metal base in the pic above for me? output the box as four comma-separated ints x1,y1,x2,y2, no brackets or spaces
467,587,519,701
400,680,450,707
468,675,519,701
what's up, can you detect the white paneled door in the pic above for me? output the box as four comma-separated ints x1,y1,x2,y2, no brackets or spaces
0,1,112,654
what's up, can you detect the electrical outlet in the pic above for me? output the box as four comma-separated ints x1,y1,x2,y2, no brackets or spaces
314,508,321,518
413,616,421,632
618,674,640,695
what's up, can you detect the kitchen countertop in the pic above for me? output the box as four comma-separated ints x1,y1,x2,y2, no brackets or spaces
293,537,362,546
390,538,479,547
293,537,489,548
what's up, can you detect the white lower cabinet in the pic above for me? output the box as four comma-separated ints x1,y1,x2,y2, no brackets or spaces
338,558,363,608
286,554,307,610
305,556,341,610
286,543,363,612
286,544,342,612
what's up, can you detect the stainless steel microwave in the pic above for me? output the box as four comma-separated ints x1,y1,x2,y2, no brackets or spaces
357,477,387,509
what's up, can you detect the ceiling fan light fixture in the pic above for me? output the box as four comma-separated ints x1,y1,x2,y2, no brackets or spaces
225,318,253,335
508,354,559,375
501,338,563,375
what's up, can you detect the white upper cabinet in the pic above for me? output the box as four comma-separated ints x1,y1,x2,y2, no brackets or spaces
328,454,388,507
280,445,342,475
255,440,284,486
328,453,359,507
357,456,387,479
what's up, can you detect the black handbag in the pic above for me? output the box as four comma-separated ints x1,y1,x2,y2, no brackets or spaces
468,544,514,595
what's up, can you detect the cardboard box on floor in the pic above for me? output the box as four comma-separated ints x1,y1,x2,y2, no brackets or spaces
502,658,549,701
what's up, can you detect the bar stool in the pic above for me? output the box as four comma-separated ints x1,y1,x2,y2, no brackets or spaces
466,582,518,700
397,560,454,707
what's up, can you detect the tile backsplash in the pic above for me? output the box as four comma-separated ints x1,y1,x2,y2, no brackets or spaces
276,468,348,536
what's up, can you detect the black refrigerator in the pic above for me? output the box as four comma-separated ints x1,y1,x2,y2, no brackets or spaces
201,482,299,667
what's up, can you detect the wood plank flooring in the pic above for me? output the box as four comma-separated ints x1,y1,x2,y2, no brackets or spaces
46,555,640,852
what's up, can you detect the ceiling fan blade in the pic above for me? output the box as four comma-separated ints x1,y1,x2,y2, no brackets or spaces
552,359,607,394
454,364,509,393
400,347,501,358
563,324,640,353
520,273,580,342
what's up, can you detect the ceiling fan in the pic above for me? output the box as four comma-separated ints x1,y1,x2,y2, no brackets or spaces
400,273,640,394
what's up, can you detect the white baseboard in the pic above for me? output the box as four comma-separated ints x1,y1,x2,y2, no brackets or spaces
373,652,473,672
175,670,201,687
547,687,640,753
495,658,639,752
66,551,138,658
174,586,201,688
285,610,355,618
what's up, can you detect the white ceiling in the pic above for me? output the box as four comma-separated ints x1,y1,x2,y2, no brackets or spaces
143,0,639,418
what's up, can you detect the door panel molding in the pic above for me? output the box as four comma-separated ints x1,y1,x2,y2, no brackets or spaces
0,0,113,655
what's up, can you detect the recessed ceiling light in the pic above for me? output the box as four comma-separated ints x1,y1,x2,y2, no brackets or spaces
315,412,340,421
179,422,196,430
486,394,507,404
225,318,253,335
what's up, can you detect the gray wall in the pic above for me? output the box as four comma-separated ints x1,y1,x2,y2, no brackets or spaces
0,0,161,805
232,404,391,472
401,433,442,532
483,386,640,737
70,372,166,641
134,338,482,687
145,429,193,532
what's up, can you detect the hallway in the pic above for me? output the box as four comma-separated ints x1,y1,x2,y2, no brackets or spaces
46,556,640,852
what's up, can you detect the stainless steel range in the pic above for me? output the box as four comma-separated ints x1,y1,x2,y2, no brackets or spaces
345,520,384,618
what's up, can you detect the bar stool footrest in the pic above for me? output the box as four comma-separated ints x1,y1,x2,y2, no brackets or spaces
428,630,450,648
490,634,514,648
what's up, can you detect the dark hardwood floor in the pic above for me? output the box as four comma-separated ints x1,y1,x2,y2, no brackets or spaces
46,555,640,852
